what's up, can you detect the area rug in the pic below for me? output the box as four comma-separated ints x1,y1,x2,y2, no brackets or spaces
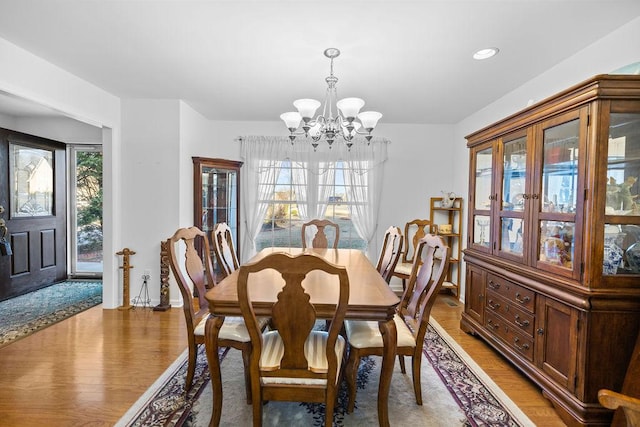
118,319,535,427
0,280,102,348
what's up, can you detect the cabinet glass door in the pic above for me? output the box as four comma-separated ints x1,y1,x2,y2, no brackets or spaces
498,133,528,260
533,108,587,279
470,143,494,250
603,108,640,277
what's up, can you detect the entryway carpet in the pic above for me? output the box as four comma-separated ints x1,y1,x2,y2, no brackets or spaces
117,319,535,427
0,280,102,348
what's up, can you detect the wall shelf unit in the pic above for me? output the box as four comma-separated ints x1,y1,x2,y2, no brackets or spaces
429,196,463,298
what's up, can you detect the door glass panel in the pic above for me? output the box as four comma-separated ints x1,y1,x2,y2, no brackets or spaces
500,217,524,255
539,220,574,269
604,112,640,276
606,113,640,216
474,147,493,210
541,120,579,214
201,166,238,248
473,215,491,248
502,136,527,212
10,143,53,217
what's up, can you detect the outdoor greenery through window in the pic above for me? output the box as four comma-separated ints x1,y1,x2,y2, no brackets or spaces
71,146,103,275
255,160,367,251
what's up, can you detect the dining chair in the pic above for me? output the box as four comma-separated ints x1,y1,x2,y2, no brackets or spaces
237,252,350,427
598,389,640,426
167,226,267,398
344,233,450,410
376,226,404,284
211,222,239,278
301,218,340,249
391,219,431,290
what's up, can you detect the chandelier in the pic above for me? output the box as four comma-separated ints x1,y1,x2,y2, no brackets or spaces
280,48,382,150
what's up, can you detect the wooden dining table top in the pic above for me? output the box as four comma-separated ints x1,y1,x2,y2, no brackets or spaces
205,247,400,321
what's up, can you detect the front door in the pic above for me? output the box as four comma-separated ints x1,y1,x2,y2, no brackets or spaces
0,128,67,301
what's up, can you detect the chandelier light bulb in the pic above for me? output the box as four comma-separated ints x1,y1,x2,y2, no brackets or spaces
358,111,383,131
280,112,302,130
336,97,365,121
293,99,321,120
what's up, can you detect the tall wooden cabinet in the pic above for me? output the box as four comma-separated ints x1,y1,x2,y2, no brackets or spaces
192,157,242,279
461,75,640,426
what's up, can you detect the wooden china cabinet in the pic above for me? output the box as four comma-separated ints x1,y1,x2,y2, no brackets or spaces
461,75,640,426
192,157,242,280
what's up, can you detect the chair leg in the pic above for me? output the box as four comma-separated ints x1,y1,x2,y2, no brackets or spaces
325,390,336,427
345,348,360,413
412,353,423,405
241,347,253,404
399,354,406,374
185,344,197,392
251,382,263,427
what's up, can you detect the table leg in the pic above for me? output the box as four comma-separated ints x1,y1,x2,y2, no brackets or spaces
205,315,225,427
378,318,396,427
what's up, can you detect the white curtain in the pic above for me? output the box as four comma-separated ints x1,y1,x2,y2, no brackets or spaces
344,139,388,257
240,135,389,259
240,136,286,261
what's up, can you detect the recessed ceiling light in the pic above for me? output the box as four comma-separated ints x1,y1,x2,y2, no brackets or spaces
473,47,499,60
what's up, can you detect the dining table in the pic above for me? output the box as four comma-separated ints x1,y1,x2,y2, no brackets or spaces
203,247,401,427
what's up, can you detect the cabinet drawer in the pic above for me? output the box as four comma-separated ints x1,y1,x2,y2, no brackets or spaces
485,311,534,362
485,290,535,337
486,273,535,313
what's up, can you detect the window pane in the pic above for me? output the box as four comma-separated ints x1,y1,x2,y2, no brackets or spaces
10,143,53,217
473,215,491,247
72,147,103,275
606,113,639,216
500,217,524,256
541,120,579,213
255,159,366,251
502,136,527,212
475,147,493,210
539,220,574,269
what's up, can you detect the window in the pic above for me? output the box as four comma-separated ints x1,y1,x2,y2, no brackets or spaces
69,145,103,277
255,160,366,251
240,136,388,261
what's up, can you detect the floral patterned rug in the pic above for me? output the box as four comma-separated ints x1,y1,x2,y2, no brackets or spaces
118,319,534,427
0,280,102,348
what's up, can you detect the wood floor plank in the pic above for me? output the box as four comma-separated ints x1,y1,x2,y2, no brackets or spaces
0,295,567,426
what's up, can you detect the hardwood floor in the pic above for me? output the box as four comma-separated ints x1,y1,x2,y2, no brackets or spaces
0,295,566,426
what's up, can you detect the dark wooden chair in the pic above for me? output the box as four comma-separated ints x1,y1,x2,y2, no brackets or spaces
599,327,640,426
301,218,340,249
391,219,431,289
211,222,239,278
238,252,350,427
166,226,267,398
345,234,449,410
376,226,404,283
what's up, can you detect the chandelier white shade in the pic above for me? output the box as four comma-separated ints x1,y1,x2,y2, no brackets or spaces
280,48,382,150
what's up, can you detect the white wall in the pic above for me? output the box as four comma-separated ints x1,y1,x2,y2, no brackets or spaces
452,16,640,301
120,99,183,306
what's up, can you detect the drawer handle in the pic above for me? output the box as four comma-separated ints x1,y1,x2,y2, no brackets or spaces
487,300,500,310
513,337,530,351
514,315,530,328
515,292,530,304
487,319,499,330
488,280,500,290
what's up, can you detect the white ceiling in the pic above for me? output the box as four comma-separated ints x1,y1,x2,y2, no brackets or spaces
0,0,639,125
